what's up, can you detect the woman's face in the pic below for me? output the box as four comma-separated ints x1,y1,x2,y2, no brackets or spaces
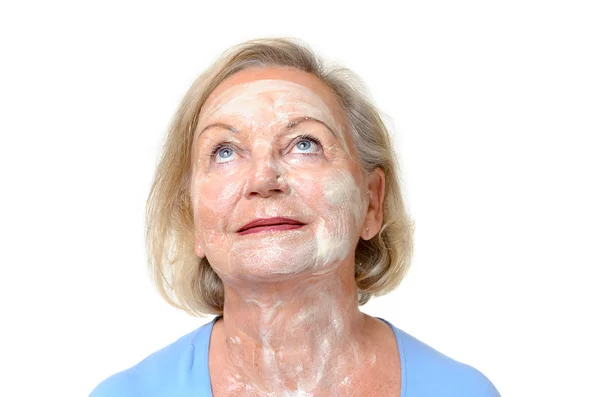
191,67,369,284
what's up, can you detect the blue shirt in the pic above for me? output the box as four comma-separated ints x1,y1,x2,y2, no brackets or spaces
90,316,501,396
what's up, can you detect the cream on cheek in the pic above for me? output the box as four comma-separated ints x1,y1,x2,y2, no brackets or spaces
191,169,245,276
286,167,367,272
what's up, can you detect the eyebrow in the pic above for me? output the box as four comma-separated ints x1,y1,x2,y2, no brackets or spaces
196,116,338,140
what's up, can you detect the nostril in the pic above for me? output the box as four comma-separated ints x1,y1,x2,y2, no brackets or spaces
244,169,288,198
250,187,283,195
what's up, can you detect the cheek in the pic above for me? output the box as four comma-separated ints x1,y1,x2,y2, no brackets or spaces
321,173,365,238
287,167,365,267
191,174,244,231
288,167,365,225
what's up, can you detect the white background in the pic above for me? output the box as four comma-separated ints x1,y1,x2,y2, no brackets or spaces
1,1,598,396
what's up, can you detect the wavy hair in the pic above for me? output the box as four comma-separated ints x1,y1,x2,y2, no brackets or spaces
146,37,414,316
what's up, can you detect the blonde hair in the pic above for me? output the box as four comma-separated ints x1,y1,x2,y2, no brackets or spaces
146,37,414,316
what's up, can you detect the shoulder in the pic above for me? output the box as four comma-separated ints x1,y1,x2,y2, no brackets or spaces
88,321,213,397
382,319,501,397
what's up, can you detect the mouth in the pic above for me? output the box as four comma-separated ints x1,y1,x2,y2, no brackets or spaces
237,217,305,235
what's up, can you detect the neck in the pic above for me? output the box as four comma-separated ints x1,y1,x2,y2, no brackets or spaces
215,259,371,395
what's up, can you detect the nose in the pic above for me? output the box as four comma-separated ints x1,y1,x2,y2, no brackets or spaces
243,156,289,199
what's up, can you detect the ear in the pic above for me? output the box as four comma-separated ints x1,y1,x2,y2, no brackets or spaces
360,168,385,241
194,229,206,259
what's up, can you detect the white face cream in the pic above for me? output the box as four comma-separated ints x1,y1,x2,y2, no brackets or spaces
191,78,368,284
190,71,379,395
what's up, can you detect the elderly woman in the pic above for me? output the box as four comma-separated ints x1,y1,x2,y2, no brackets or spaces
90,38,501,397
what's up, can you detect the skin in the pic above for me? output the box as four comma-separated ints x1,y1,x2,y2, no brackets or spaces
191,67,400,396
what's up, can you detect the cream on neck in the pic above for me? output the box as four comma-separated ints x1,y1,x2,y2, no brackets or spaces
215,261,376,396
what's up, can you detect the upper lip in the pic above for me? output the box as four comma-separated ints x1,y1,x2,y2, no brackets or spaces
237,217,305,232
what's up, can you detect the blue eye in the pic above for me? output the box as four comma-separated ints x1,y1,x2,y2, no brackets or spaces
212,145,237,164
218,148,233,159
291,135,322,154
296,140,312,151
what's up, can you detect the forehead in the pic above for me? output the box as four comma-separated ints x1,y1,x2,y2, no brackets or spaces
199,67,346,127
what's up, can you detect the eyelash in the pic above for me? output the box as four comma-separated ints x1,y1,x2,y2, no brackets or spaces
207,134,323,163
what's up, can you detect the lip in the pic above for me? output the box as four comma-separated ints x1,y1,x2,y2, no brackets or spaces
237,217,305,235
